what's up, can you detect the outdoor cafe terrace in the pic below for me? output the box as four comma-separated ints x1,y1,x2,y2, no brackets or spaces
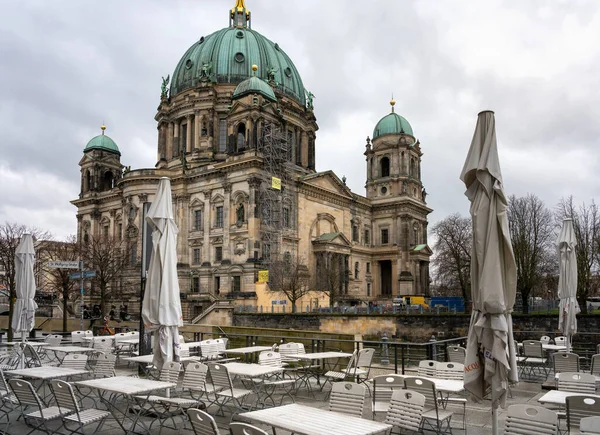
0,330,599,434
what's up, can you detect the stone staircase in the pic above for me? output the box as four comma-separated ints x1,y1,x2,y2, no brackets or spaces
190,299,234,325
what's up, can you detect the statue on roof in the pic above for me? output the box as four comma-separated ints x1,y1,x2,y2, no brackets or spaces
267,66,278,83
161,75,170,98
200,60,213,81
305,90,315,110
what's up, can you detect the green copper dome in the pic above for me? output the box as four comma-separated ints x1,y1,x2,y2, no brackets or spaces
170,9,306,106
373,112,413,139
233,75,277,102
84,131,120,155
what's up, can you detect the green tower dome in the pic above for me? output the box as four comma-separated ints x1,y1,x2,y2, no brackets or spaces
232,68,277,102
170,2,306,105
84,126,120,155
373,100,413,139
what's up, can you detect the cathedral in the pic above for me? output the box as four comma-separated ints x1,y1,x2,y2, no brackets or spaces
71,1,432,321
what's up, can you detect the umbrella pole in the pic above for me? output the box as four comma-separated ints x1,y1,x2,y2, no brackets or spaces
492,406,498,435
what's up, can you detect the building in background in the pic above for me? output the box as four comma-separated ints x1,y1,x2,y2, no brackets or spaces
71,1,432,321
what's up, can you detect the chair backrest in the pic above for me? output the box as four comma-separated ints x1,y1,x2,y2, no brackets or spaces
258,351,283,368
372,374,406,412
355,348,375,368
180,343,191,358
567,395,600,430
71,331,85,344
0,369,10,395
93,337,113,351
182,362,209,392
418,360,437,377
113,333,129,343
540,336,552,345
329,382,366,417
50,379,80,413
504,404,558,435
209,364,234,392
48,334,63,346
554,336,566,346
220,337,229,349
278,343,300,361
522,341,544,358
553,352,580,374
597,343,600,355
229,422,269,435
296,343,307,354
8,378,44,409
214,339,226,353
404,377,438,410
23,343,42,367
590,354,600,376
447,345,466,363
435,361,464,380
187,408,221,435
159,361,182,383
92,354,116,378
200,340,220,360
385,389,426,433
557,372,596,394
61,353,88,370
580,416,600,434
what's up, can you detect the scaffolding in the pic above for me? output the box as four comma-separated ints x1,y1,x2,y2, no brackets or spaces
257,123,290,277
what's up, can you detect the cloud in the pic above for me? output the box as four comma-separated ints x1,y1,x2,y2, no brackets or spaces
1,0,599,240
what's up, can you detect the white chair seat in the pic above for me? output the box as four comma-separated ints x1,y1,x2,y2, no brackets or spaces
65,409,111,425
216,388,252,399
158,397,199,407
423,408,453,421
28,405,66,419
525,357,547,364
324,371,346,379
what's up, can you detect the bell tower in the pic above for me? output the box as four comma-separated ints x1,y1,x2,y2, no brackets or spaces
79,125,123,196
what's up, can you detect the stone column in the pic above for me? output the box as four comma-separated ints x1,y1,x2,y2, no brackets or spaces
157,123,166,161
222,182,232,259
203,189,212,263
167,122,174,159
194,111,200,150
300,132,308,168
173,121,180,156
186,115,193,153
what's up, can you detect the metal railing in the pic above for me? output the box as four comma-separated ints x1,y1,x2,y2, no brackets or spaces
235,304,466,315
181,328,467,375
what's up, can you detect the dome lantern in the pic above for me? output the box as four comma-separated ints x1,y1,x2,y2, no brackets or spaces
230,0,251,28
84,125,121,156
373,99,414,139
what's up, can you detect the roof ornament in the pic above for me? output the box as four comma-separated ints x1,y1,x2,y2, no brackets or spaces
252,64,258,76
390,94,396,113
230,0,251,28
161,75,170,99
305,89,315,111
101,124,106,135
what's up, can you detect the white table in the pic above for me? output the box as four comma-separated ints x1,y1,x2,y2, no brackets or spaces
224,362,283,378
240,403,392,435
45,346,94,363
294,352,354,394
124,354,200,364
75,376,176,434
538,390,600,406
225,346,273,355
6,366,89,399
295,352,354,360
402,375,464,394
518,343,567,351
2,341,50,347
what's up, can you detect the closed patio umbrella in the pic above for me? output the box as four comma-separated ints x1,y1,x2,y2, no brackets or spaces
141,177,182,371
460,111,518,435
13,233,38,369
557,218,579,352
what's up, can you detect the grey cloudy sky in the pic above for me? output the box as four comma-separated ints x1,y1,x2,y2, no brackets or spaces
1,0,599,240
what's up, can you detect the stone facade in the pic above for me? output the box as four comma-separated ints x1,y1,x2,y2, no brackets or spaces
70,2,432,321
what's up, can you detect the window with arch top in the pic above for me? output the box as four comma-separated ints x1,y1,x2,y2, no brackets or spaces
236,123,246,151
380,156,390,177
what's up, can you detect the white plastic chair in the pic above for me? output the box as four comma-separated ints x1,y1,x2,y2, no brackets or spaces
435,362,466,430
229,422,269,435
255,351,295,406
9,378,66,434
566,395,600,432
50,379,110,435
447,346,466,364
329,382,366,418
371,374,405,419
504,404,558,435
60,353,88,371
404,377,453,435
385,389,426,434
418,360,437,377
553,352,580,375
188,408,221,435
554,336,566,346
209,363,252,419
580,416,600,434
521,340,549,379
540,336,552,345
557,372,596,394
71,331,85,346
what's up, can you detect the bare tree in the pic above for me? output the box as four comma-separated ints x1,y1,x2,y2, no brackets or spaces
314,252,348,308
556,196,600,314
508,194,555,314
79,235,128,316
38,237,79,332
0,222,52,341
430,214,472,305
268,254,311,313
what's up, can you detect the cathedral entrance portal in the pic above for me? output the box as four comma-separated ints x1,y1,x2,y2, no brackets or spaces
379,260,392,296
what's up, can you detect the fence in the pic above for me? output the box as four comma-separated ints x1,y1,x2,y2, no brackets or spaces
235,304,465,315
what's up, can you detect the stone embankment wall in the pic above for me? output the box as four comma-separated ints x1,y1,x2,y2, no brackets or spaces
233,313,600,342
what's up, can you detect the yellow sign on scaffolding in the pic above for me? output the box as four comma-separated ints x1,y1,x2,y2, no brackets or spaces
271,177,281,190
258,270,269,283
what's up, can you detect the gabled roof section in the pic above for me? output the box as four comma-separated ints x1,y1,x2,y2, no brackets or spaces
312,232,351,247
300,170,353,197
411,244,433,255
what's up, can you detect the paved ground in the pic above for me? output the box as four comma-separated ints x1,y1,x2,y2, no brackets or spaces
1,363,580,435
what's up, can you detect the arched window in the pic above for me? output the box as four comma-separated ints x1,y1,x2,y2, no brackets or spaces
410,158,416,177
380,157,390,177
103,171,113,191
413,224,419,245
84,170,91,192
354,262,359,279
236,123,246,151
